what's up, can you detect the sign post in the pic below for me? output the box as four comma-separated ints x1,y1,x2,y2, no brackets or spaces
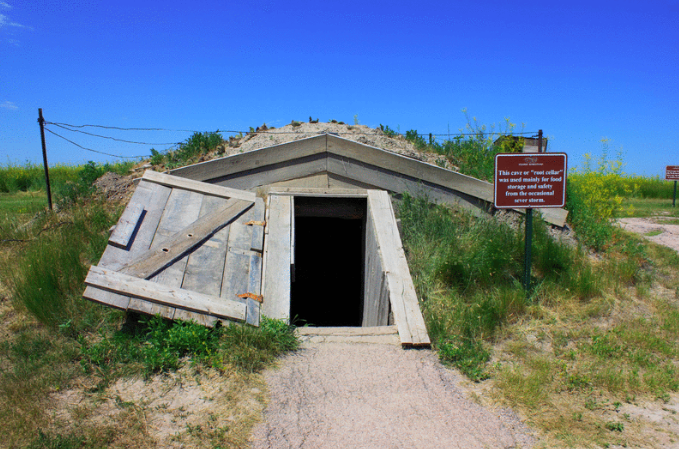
495,153,568,294
666,166,679,207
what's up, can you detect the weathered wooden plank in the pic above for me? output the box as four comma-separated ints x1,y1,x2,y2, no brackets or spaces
521,207,569,228
221,249,251,302
82,286,131,310
127,298,175,319
265,187,368,197
362,208,388,327
173,309,220,327
250,197,265,253
328,134,494,202
248,253,263,297
245,253,263,327
121,197,253,280
328,155,486,217
226,207,254,252
259,196,272,303
211,154,327,191
180,195,231,297
327,172,380,191
377,271,391,326
83,181,173,310
264,172,329,189
261,195,292,321
368,190,430,346
97,181,173,271
109,203,144,249
141,170,256,202
170,135,327,182
86,266,246,321
148,188,205,289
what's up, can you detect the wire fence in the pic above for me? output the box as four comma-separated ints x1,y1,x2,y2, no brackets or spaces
42,117,543,161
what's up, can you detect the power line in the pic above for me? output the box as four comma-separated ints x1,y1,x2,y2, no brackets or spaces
45,121,200,133
44,127,146,159
45,120,541,139
49,122,181,146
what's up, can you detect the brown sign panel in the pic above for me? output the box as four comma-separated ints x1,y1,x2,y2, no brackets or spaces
666,166,679,180
494,153,567,209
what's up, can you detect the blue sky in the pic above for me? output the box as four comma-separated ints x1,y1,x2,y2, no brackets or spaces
1,0,677,176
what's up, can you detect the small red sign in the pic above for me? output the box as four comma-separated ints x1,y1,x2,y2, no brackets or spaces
666,166,679,180
494,153,567,209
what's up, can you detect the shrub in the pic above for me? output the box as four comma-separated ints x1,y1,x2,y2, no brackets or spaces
567,140,632,250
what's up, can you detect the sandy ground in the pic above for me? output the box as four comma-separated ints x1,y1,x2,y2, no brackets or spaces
250,341,535,449
617,217,679,252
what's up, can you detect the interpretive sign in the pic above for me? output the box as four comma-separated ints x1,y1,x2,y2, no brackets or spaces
666,166,679,180
494,153,567,209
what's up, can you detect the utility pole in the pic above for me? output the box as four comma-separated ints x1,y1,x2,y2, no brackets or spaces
38,108,53,210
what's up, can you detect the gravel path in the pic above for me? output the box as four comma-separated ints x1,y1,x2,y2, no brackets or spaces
617,217,679,252
251,342,534,449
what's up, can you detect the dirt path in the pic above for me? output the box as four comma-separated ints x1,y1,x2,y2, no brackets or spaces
617,217,679,252
251,341,534,449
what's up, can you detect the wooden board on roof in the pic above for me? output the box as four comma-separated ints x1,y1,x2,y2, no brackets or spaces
141,169,256,202
169,135,327,182
210,153,327,191
327,155,487,217
327,134,494,202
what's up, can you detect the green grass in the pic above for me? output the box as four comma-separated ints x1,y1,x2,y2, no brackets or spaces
80,315,299,385
0,160,134,196
397,193,620,380
0,191,47,215
151,131,225,169
618,197,679,218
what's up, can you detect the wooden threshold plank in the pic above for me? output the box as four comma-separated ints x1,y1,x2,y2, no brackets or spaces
142,170,256,202
86,266,246,321
121,198,254,280
296,325,398,336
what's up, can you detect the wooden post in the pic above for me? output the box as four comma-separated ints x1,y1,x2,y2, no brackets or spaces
38,108,53,210
538,129,543,153
673,181,677,207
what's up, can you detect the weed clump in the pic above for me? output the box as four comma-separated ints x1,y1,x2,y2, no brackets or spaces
80,315,298,381
148,131,224,169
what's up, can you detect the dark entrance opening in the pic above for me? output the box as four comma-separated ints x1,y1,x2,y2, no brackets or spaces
290,197,366,327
